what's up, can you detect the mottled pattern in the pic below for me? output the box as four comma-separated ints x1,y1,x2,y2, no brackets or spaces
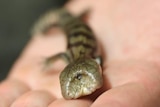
60,58,103,99
32,8,103,99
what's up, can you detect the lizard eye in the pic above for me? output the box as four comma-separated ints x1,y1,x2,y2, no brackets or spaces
75,73,84,80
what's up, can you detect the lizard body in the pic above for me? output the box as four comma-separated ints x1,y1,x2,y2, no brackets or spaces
32,8,103,99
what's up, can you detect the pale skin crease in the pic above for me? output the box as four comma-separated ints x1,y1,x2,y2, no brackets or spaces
0,0,160,107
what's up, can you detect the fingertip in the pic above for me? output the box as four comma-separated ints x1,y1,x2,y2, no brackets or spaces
11,90,55,107
0,79,30,107
49,98,92,107
66,0,92,15
91,83,150,107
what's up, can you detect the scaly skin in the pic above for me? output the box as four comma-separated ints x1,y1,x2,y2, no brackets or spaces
32,8,103,99
60,58,102,99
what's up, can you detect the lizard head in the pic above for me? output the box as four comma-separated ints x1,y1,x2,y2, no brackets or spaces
59,57,103,99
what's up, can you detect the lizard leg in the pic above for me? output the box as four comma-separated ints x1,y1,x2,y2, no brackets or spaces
31,9,60,35
43,52,70,71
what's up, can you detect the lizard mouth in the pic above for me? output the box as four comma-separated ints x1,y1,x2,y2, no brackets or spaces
66,69,102,99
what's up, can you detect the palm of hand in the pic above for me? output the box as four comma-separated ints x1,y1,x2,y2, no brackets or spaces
1,0,160,107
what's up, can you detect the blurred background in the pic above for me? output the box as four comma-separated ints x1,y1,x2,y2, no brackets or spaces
0,0,67,81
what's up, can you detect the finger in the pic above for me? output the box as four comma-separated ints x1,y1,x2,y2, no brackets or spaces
11,90,55,107
10,34,66,76
49,99,92,107
0,79,30,107
92,83,151,107
92,61,160,107
8,35,65,98
66,0,93,14
92,81,160,107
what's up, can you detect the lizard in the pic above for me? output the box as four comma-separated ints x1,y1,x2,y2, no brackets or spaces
31,8,103,99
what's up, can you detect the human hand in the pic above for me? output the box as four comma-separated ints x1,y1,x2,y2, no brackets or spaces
1,0,160,107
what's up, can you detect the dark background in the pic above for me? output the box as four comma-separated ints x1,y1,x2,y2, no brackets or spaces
0,0,66,81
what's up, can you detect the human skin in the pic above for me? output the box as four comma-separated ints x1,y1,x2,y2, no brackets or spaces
1,0,160,107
